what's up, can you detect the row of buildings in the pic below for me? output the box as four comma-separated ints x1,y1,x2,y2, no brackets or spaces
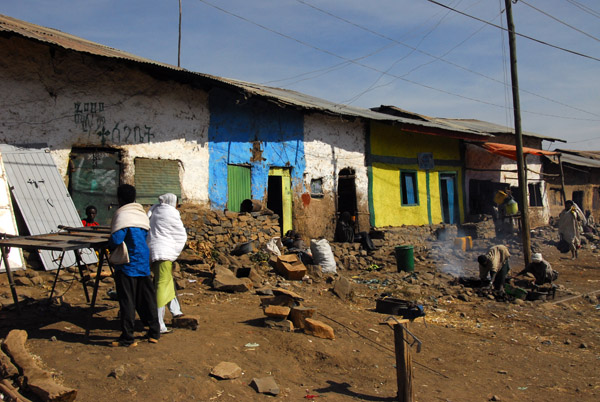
1,14,598,240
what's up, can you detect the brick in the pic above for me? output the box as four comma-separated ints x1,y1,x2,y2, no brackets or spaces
304,318,335,340
264,318,294,332
264,305,290,319
289,306,316,329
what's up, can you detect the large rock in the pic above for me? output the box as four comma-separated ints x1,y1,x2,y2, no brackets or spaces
212,266,251,293
210,362,242,380
264,318,294,332
332,276,353,300
304,318,335,340
250,376,280,395
172,315,200,330
289,306,316,330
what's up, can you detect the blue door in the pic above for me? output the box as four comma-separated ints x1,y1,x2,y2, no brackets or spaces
440,174,457,224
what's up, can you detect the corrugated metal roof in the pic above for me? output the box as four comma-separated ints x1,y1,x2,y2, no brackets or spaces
0,145,97,270
0,13,492,141
556,149,600,161
558,153,600,168
431,118,564,142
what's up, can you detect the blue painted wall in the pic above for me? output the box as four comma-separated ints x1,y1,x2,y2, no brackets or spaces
208,88,305,210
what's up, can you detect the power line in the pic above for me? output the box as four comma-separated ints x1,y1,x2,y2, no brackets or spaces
565,0,600,19
196,0,600,122
424,0,600,62
341,0,467,105
520,0,600,42
293,0,600,119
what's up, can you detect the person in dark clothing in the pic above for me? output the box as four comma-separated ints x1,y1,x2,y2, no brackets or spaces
334,212,376,251
109,184,160,347
516,253,558,286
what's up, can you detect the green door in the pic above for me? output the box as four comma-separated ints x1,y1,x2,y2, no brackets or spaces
227,165,251,212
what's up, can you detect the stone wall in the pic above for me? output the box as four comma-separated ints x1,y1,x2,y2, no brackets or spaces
179,204,280,254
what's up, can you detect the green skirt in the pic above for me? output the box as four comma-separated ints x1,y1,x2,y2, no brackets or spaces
151,260,176,308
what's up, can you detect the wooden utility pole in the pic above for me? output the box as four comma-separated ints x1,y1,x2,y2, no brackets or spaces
394,324,414,401
505,0,531,265
558,154,567,205
178,0,182,67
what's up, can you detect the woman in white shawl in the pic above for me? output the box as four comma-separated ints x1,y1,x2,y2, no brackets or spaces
147,193,187,333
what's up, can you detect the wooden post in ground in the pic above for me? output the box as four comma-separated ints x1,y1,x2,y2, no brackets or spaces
394,323,413,402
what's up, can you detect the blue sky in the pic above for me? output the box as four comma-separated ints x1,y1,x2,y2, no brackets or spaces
2,0,599,150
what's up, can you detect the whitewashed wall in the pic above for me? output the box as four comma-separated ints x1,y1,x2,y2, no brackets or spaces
300,114,368,238
0,37,210,204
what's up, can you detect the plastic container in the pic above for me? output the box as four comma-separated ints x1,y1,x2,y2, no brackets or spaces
505,199,518,215
494,190,508,205
504,284,527,300
453,236,473,251
394,245,414,272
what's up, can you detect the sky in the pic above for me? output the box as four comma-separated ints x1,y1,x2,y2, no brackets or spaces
1,0,599,150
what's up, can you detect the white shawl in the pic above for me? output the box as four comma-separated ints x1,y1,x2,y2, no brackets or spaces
111,203,150,234
147,195,187,262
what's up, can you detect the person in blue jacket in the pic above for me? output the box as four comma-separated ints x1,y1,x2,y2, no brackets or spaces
109,184,160,347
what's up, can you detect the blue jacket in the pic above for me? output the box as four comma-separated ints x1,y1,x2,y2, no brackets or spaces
109,227,150,277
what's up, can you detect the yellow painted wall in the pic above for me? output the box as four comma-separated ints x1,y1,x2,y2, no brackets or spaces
370,122,465,227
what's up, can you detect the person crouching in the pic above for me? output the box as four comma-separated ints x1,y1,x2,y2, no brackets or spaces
477,245,510,292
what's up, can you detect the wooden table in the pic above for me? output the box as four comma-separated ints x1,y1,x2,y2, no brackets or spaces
0,226,112,339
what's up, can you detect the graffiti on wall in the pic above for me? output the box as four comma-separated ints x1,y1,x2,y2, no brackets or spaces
74,102,155,145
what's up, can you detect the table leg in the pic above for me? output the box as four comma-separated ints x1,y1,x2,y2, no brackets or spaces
1,246,20,314
73,250,90,303
48,251,66,302
85,248,107,341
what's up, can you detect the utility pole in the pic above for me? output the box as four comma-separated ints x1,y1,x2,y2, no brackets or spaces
178,0,182,67
505,0,531,265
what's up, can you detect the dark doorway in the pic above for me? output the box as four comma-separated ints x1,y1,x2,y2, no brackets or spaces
337,168,357,217
469,179,507,215
267,175,283,234
69,148,120,225
572,190,584,210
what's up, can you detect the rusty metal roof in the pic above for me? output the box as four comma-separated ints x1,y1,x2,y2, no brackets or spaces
0,13,492,141
429,118,564,142
556,149,600,161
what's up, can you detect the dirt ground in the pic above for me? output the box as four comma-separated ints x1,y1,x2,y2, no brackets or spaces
0,235,599,402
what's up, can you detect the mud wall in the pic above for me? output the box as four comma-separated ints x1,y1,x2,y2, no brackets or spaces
300,114,369,239
0,36,210,204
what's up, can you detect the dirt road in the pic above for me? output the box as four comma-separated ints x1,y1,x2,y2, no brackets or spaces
0,236,598,401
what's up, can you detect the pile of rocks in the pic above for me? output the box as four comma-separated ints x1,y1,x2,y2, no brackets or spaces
179,205,280,254
259,288,335,339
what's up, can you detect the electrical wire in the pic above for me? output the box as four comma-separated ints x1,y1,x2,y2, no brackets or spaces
424,0,600,62
196,0,600,122
293,0,600,119
565,0,600,19
341,0,467,105
520,0,600,42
